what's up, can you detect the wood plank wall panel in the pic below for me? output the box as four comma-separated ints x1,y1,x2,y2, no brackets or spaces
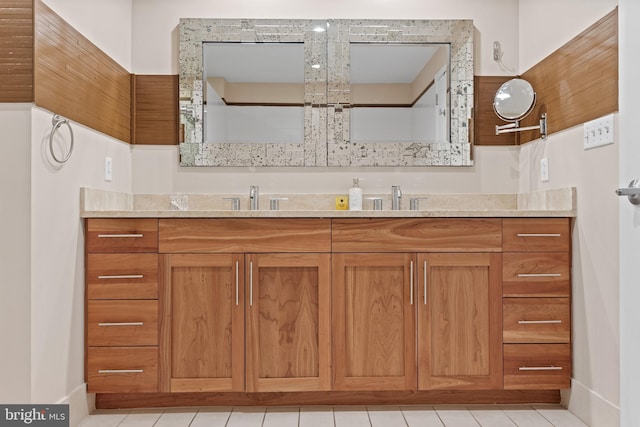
132,75,179,145
474,76,517,146
518,8,618,144
0,0,33,102
33,0,131,143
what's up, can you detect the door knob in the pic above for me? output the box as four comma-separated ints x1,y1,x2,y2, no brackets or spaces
616,179,640,205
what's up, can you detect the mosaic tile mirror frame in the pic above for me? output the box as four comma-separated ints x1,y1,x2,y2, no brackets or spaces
178,18,474,167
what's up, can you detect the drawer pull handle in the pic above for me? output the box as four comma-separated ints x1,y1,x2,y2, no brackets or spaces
518,320,562,324
235,261,239,306
423,261,428,305
98,322,144,327
516,233,561,237
97,274,144,280
98,369,144,374
410,261,414,305
97,234,144,238
519,366,563,371
517,273,562,278
249,261,253,307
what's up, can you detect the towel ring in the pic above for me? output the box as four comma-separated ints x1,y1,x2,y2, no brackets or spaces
49,114,74,164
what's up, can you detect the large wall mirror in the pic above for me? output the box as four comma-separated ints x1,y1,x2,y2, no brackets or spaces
179,18,474,167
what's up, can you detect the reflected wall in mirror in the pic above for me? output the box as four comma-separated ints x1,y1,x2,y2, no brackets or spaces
179,18,474,167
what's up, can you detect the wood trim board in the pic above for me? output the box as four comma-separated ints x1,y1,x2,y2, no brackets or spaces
0,0,33,102
33,0,131,143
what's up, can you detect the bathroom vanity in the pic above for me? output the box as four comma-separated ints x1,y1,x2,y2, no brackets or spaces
82,189,574,408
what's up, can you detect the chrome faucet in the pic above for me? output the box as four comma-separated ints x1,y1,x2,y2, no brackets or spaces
249,185,259,210
391,185,402,210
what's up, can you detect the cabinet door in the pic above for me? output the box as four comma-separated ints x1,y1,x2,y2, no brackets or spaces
332,253,416,391
246,253,331,392
160,254,244,392
417,253,502,390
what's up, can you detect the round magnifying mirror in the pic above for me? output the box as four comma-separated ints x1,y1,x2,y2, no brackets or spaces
493,78,536,122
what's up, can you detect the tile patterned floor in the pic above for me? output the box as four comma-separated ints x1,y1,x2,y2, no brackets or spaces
78,404,589,427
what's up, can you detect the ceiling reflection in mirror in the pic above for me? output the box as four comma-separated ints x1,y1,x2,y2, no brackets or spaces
203,42,305,145
179,18,474,167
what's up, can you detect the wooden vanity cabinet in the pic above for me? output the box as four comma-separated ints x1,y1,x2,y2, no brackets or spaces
246,253,331,392
417,253,503,390
332,219,503,391
85,218,160,393
86,216,573,399
502,218,572,389
160,253,245,392
158,219,332,393
332,253,416,391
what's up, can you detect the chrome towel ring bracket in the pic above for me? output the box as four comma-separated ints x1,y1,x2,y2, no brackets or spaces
49,114,74,164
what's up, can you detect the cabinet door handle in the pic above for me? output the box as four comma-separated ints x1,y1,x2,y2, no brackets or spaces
410,261,414,305
97,234,144,238
517,273,562,278
423,261,428,305
98,322,144,327
518,320,562,324
98,369,144,374
516,233,561,237
249,261,253,306
235,261,239,306
97,274,144,280
518,366,563,371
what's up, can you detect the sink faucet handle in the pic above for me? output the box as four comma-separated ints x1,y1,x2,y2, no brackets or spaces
409,197,428,211
223,197,241,211
269,197,289,211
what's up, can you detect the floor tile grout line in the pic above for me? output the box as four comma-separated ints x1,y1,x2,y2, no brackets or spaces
365,406,373,427
534,407,559,427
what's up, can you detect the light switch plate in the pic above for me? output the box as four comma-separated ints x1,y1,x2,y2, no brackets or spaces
584,114,615,150
104,157,112,182
540,157,550,182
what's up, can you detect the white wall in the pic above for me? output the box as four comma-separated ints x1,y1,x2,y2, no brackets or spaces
517,2,619,426
131,0,521,195
24,2,134,425
0,105,32,403
618,1,640,426
30,106,133,408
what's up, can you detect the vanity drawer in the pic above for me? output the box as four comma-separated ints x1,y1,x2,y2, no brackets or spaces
504,344,571,389
503,253,570,297
331,218,502,252
159,218,331,253
87,347,158,393
503,218,570,252
503,298,570,343
87,253,158,299
87,300,158,346
86,219,158,253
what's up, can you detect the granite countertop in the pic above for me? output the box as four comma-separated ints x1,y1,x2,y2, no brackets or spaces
80,188,576,218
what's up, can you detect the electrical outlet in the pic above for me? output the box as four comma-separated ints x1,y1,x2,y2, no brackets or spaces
584,114,615,150
104,157,112,182
540,157,550,182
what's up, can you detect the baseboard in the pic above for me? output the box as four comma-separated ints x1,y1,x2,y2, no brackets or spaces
562,379,620,427
96,389,560,409
56,383,94,427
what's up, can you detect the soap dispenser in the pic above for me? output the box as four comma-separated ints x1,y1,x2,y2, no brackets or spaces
349,178,363,211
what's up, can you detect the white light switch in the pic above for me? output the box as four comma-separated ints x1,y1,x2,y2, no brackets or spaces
104,157,112,182
584,114,615,150
540,157,550,182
